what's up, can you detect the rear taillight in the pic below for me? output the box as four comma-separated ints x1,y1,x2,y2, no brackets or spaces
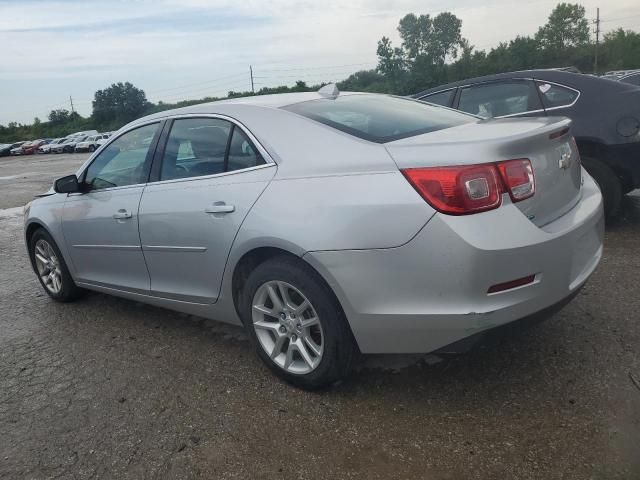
402,159,535,215
496,159,535,202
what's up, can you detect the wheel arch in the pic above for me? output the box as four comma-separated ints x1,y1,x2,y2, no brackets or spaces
574,137,632,190
25,220,55,270
230,246,358,347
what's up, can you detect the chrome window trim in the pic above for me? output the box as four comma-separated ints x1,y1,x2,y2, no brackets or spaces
159,113,276,166
67,183,147,196
448,77,581,118
146,163,275,187
416,87,457,101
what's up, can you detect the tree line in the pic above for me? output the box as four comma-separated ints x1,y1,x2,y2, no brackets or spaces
1,2,638,143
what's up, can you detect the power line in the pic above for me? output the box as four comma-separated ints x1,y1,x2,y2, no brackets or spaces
593,7,600,74
599,12,640,23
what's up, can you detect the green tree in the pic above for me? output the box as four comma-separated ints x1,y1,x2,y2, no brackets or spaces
396,12,463,64
535,3,590,50
48,109,71,124
92,82,150,128
601,29,640,70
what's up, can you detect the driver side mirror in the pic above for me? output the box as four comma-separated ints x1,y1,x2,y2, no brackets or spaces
54,174,82,194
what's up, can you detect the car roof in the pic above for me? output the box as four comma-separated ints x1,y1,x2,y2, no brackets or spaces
413,69,637,98
129,91,367,127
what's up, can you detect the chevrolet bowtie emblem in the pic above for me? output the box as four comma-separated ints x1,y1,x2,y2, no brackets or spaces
559,152,571,170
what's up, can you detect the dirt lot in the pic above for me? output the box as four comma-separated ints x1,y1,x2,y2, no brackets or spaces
1,153,639,479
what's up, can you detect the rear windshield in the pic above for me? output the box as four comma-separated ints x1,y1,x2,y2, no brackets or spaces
282,94,474,143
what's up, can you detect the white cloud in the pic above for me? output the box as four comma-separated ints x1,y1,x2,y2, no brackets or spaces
0,0,638,124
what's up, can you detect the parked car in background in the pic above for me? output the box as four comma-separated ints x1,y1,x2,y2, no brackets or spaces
602,69,640,87
0,141,26,157
21,139,50,155
96,132,113,147
67,130,98,139
11,141,32,155
52,136,88,154
38,138,67,154
414,70,640,219
74,134,109,153
24,87,603,389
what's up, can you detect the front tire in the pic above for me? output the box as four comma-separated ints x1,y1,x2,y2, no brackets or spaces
29,229,83,302
240,256,355,390
581,156,622,220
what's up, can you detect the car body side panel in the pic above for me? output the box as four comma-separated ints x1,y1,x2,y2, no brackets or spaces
241,171,436,252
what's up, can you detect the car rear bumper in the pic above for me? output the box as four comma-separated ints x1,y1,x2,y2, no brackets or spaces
304,170,604,354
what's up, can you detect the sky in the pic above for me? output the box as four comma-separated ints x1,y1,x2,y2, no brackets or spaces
1,0,639,125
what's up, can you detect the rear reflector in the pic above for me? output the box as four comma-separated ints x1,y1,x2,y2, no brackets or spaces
401,159,535,215
488,275,536,294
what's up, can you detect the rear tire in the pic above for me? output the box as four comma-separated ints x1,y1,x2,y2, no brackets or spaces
89,145,95,152
29,229,84,302
239,255,355,390
581,156,622,220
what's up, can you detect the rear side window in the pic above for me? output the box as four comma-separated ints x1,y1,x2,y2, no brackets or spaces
458,81,541,118
282,94,474,143
536,82,579,108
161,118,231,181
419,89,456,107
227,127,264,172
160,118,265,181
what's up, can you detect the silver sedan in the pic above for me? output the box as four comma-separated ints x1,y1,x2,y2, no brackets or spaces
24,86,604,389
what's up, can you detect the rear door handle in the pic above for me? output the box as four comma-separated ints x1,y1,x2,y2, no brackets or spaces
112,209,132,220
205,202,235,214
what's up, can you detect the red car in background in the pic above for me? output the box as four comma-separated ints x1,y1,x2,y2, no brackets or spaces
21,139,50,155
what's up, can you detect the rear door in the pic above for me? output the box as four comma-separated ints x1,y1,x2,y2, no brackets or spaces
138,116,276,304
455,80,545,119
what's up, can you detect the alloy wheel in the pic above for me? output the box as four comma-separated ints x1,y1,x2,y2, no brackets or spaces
252,281,324,375
34,239,63,294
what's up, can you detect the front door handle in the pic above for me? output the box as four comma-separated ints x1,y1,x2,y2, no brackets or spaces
112,209,132,220
205,202,235,214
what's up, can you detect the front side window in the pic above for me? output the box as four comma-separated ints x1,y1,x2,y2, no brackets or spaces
458,81,541,118
420,89,456,107
536,82,579,108
283,94,474,143
84,122,158,190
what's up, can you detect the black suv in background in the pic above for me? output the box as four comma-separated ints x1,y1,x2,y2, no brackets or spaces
414,70,640,219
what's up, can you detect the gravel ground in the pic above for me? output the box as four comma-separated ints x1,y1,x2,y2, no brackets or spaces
1,153,639,479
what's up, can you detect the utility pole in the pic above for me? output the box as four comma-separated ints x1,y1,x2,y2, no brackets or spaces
250,65,255,94
593,8,600,74
69,95,75,114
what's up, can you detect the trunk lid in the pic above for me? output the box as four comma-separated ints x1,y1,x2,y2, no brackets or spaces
385,117,582,226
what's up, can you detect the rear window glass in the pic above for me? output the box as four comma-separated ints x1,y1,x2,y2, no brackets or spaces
282,94,474,143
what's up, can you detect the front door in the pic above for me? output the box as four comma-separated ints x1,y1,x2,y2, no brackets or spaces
62,122,161,292
138,117,276,303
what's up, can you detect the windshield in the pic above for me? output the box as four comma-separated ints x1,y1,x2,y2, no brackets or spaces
282,94,475,143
